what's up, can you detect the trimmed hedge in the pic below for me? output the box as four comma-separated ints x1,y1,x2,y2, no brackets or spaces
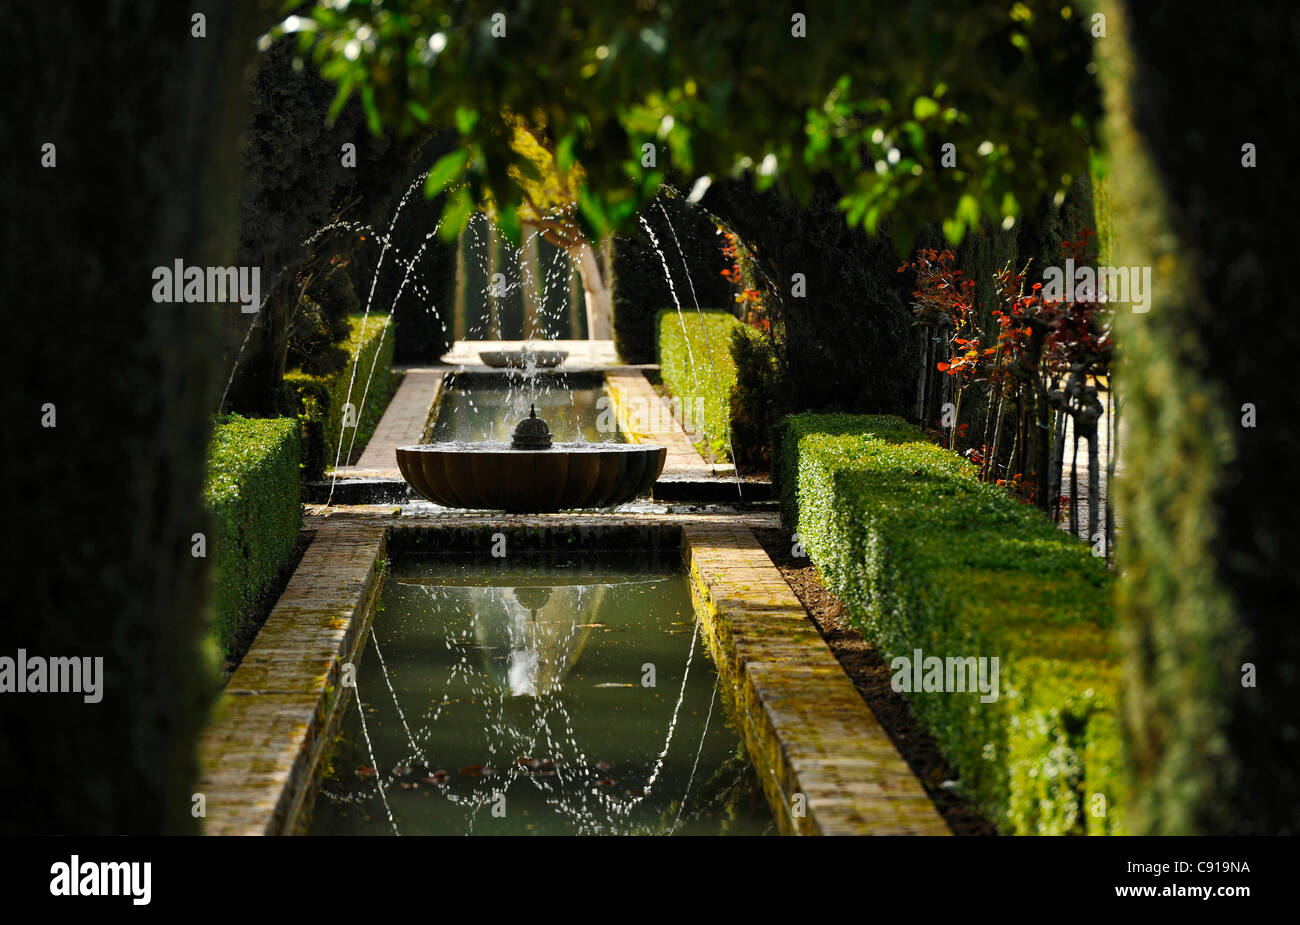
205,415,302,659
657,309,741,461
777,413,1123,834
285,313,397,479
729,324,786,466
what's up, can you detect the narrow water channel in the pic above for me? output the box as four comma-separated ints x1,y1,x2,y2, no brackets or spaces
309,550,773,835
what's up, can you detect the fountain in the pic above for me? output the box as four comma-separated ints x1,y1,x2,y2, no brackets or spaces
397,405,665,512
478,348,568,368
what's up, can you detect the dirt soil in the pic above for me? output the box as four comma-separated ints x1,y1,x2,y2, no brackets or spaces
753,526,996,836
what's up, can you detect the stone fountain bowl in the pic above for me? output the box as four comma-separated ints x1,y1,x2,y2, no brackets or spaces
478,350,568,369
396,441,666,512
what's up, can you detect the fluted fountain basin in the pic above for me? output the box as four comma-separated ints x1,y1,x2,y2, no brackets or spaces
479,350,568,369
396,441,666,512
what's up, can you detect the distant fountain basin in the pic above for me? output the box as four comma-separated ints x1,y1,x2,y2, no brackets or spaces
479,349,567,369
396,441,665,512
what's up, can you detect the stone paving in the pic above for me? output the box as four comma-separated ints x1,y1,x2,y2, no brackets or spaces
605,369,726,478
682,522,951,835
197,520,387,835
346,367,443,475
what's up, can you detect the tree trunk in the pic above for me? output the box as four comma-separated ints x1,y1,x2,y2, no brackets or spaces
1085,416,1101,544
5,0,266,834
487,222,501,339
1105,386,1118,558
1034,376,1052,512
520,223,542,340
454,227,467,342
568,257,584,339
1097,1,1299,834
572,238,613,341
1069,428,1080,539
1048,406,1066,523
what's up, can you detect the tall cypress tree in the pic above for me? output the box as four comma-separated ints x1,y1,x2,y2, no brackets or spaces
1097,1,1299,834
3,1,267,834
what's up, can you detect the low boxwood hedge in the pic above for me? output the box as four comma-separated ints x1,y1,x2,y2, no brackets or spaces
205,414,302,659
729,323,786,466
285,313,397,479
776,412,1124,834
656,309,741,461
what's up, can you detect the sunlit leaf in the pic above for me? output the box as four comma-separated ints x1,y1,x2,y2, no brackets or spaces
425,149,469,197
913,96,940,120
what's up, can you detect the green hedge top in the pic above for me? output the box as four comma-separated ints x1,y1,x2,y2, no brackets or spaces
777,412,1123,834
205,414,302,660
285,312,396,477
656,309,741,461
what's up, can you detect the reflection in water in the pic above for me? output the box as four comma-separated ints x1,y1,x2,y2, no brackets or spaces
473,584,601,698
309,553,773,836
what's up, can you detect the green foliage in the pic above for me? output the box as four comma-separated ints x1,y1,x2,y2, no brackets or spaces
274,0,1099,248
729,324,786,466
612,196,731,364
287,264,360,372
776,412,1123,833
285,314,397,479
205,415,302,659
229,43,457,412
703,176,919,416
370,131,461,362
657,310,741,461
1095,2,1299,835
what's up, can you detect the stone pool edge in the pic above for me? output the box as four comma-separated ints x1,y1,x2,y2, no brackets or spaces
196,520,387,835
681,522,951,835
196,512,948,836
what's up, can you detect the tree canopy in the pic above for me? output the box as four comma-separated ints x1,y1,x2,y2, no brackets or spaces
273,0,1100,251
